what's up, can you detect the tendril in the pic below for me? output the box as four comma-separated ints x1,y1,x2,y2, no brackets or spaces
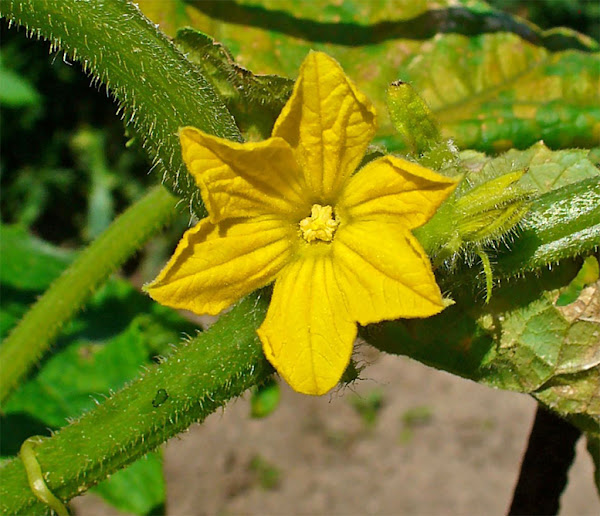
20,436,69,516
476,246,494,304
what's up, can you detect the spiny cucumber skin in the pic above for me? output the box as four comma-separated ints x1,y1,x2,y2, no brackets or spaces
1,0,242,218
0,295,273,514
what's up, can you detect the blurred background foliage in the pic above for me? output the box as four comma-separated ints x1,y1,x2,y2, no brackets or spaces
0,21,187,256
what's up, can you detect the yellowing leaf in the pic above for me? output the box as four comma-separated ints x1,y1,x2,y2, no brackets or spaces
400,33,600,151
140,1,599,152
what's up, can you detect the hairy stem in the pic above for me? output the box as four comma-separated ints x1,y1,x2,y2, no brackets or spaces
416,177,600,278
0,0,242,215
494,178,600,277
0,295,272,515
0,186,178,404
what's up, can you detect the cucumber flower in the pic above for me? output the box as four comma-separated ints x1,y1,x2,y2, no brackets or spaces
146,52,456,395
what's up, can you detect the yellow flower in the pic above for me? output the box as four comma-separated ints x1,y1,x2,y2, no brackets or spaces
146,52,457,395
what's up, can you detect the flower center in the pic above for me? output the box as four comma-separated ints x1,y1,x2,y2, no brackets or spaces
299,204,339,243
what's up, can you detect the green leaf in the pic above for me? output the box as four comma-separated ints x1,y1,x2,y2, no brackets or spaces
70,128,116,241
250,377,281,418
365,261,600,433
2,280,195,427
91,451,165,516
0,56,41,107
478,276,600,393
141,0,598,51
556,256,599,306
139,1,599,151
397,33,600,151
0,279,181,515
415,143,600,277
404,149,600,406
0,294,272,514
173,28,293,140
455,141,600,195
1,0,243,218
487,0,600,45
132,0,193,38
0,187,179,404
0,225,74,291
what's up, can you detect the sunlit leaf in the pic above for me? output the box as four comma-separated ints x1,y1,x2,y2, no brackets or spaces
399,33,600,151
417,144,600,277
139,0,599,151
556,256,599,306
455,142,600,194
359,143,600,437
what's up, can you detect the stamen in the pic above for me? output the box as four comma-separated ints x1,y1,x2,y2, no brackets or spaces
299,204,339,243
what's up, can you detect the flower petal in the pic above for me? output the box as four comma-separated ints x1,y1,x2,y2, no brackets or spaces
272,51,377,202
258,255,356,396
338,156,457,228
333,221,445,324
146,216,293,315
180,127,309,223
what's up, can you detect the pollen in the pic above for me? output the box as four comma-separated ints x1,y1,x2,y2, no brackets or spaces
299,204,339,243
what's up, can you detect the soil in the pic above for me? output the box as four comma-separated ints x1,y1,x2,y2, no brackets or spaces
73,346,599,515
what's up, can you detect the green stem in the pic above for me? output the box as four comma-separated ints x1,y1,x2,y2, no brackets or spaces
0,0,242,215
0,295,273,514
414,178,600,279
494,178,600,277
0,186,178,404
